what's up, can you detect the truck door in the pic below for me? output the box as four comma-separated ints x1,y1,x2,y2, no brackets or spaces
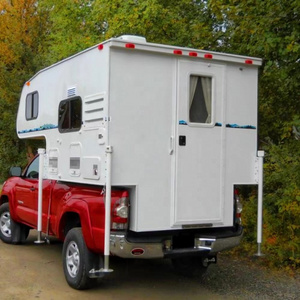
14,156,51,229
172,60,226,226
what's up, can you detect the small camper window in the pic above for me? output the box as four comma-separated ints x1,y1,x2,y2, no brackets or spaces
189,76,212,124
58,97,82,132
26,92,39,120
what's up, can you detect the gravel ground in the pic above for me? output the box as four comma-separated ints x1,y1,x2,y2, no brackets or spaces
0,232,299,299
200,253,300,300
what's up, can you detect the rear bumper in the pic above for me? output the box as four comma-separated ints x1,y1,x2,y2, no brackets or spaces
110,227,243,259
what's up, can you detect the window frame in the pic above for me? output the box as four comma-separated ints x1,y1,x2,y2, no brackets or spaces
25,91,39,121
24,156,39,179
58,96,82,133
187,74,215,128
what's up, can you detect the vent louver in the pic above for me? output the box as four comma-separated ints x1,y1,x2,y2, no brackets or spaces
67,87,76,97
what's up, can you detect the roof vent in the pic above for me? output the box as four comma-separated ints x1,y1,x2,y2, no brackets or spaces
118,35,147,44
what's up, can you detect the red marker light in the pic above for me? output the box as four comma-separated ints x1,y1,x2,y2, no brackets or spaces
131,248,145,256
98,44,104,50
204,53,213,59
245,59,253,64
173,50,182,55
125,43,135,49
189,52,198,57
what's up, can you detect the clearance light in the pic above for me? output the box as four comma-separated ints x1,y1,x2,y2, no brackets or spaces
204,53,213,59
189,52,198,57
125,43,135,49
173,50,182,55
26,82,30,86
98,44,104,50
245,59,253,64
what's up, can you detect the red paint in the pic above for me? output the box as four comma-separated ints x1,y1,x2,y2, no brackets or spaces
0,155,127,254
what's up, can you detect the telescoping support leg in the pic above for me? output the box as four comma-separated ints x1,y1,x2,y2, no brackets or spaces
35,148,45,244
255,150,265,256
103,146,113,273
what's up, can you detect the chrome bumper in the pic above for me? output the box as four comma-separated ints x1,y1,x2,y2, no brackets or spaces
110,229,243,259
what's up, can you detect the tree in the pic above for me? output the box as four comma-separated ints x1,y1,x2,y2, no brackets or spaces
91,0,218,49
37,0,99,64
208,0,300,268
0,0,47,178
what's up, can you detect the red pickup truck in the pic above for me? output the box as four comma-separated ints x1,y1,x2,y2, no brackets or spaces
0,155,243,290
0,155,130,289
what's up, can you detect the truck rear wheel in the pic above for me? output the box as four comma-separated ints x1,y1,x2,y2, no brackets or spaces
0,203,29,244
62,227,102,290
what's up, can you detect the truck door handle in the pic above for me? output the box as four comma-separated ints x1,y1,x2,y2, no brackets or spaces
30,187,36,191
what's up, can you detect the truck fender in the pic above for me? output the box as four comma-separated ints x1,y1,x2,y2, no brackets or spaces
1,183,20,223
57,199,97,252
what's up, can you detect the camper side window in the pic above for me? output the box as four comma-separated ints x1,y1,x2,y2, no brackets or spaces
189,76,212,124
58,97,82,132
26,92,39,120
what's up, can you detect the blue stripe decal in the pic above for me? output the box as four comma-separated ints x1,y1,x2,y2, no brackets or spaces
179,121,255,129
18,124,58,134
226,124,256,129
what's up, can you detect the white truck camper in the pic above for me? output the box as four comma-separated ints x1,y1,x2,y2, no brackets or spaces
16,35,263,274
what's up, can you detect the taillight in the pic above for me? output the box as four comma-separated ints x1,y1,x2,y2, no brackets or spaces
234,188,243,225
111,196,129,230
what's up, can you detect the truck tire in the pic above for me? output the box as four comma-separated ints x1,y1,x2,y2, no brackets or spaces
0,203,30,244
172,256,208,277
0,203,12,243
62,227,102,290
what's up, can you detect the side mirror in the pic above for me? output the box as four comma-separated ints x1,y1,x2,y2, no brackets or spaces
9,167,22,177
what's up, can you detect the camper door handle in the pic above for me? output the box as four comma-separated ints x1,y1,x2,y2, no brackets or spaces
30,187,36,191
169,136,174,155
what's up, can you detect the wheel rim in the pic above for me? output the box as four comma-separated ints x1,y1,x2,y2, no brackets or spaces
66,241,80,278
0,210,11,238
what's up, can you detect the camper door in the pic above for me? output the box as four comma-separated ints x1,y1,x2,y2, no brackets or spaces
173,60,226,227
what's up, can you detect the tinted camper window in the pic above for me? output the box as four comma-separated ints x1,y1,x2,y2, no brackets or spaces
26,92,39,120
58,97,82,132
189,76,212,124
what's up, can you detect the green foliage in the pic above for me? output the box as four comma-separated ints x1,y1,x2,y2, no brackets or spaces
0,0,46,181
263,140,300,269
37,0,100,64
91,0,218,49
237,141,300,270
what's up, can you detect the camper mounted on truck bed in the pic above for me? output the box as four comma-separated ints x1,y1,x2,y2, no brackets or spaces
0,35,263,289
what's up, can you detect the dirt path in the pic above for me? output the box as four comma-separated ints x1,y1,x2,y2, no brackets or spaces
0,231,298,300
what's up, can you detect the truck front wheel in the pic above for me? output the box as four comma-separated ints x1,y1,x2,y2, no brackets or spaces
0,203,12,243
62,227,102,290
0,203,29,244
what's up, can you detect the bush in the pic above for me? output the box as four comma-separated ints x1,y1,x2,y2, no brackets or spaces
236,140,300,271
